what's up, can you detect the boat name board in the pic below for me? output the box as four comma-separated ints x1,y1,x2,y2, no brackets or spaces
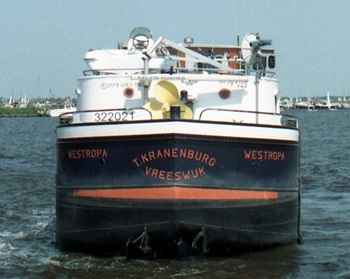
65,148,285,182
132,148,216,167
65,149,285,162
67,149,108,159
244,150,285,161
144,166,207,181
132,148,216,181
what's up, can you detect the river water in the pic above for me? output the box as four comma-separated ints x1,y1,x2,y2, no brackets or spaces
0,109,349,278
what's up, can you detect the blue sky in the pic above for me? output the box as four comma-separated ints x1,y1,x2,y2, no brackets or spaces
1,0,349,99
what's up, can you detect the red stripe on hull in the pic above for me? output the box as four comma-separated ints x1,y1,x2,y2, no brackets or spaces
73,187,278,200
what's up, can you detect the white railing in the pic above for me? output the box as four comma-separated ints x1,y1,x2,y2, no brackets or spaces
199,108,298,127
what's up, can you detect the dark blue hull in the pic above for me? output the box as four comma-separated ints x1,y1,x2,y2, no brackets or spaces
56,122,301,256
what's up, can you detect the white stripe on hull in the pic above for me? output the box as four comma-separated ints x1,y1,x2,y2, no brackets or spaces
57,121,299,142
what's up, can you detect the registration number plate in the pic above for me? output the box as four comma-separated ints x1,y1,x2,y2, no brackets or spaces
94,111,135,122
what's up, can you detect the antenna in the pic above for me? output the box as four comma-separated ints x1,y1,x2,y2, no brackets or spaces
241,33,271,66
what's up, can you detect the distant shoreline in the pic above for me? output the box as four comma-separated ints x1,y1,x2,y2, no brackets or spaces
0,114,44,118
0,106,47,117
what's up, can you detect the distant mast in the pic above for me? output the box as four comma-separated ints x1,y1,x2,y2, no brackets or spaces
326,92,331,109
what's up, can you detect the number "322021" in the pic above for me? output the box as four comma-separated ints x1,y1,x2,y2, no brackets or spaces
94,111,134,122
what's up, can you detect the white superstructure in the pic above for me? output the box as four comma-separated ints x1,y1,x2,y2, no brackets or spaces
68,27,287,128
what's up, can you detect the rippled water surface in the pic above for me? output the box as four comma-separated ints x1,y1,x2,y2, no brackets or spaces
0,110,350,278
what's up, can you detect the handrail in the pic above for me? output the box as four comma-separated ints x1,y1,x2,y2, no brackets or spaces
82,67,244,77
58,107,297,128
198,108,276,118
82,67,275,78
199,108,298,128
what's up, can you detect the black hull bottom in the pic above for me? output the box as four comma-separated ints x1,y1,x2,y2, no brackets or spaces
56,197,299,257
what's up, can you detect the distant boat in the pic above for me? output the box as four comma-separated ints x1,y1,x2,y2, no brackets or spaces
48,103,76,117
4,94,28,108
326,92,337,110
294,101,309,109
4,94,13,107
307,97,316,111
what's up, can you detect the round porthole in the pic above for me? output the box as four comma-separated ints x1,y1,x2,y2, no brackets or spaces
123,87,134,98
219,88,231,99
